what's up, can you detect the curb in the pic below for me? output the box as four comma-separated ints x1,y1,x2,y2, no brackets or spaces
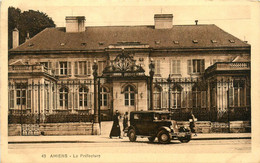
8,136,251,144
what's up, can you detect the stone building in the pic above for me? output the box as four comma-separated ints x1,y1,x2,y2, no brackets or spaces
8,14,250,122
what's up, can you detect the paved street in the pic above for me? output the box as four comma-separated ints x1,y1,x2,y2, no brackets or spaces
9,137,251,153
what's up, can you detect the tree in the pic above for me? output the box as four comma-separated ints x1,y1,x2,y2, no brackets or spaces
8,7,56,49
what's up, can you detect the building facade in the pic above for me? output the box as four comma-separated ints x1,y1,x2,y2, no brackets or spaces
8,14,250,122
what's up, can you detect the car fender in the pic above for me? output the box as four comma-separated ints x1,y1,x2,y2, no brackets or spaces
157,126,171,135
127,125,137,135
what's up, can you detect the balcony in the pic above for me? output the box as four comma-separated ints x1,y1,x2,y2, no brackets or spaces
205,62,250,76
8,65,54,76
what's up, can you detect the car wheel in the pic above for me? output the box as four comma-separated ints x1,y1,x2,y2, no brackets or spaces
148,136,155,142
128,129,137,142
178,135,191,143
157,130,171,144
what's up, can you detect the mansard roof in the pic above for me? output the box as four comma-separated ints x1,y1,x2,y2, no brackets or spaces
10,24,250,52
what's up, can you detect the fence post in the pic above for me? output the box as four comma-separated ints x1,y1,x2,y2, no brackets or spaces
227,80,230,133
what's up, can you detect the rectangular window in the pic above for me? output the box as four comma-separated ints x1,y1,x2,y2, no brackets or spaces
75,61,91,76
171,60,181,75
60,62,67,75
187,59,205,74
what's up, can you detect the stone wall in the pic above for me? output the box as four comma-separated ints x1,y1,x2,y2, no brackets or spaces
8,124,21,136
8,122,93,136
177,121,251,133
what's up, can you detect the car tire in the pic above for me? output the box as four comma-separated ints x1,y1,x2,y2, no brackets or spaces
178,135,191,143
157,130,171,144
128,129,137,142
148,136,155,142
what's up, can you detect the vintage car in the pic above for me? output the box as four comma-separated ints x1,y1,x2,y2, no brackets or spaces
126,111,191,144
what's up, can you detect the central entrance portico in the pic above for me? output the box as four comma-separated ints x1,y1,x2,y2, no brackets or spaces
98,50,150,118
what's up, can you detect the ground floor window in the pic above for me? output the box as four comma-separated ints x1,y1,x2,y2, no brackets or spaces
59,87,68,109
153,86,161,109
124,85,135,106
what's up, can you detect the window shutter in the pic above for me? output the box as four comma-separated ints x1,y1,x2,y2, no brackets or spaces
177,60,181,74
69,90,72,109
68,62,71,75
156,60,160,74
27,90,31,108
84,61,87,75
74,90,78,109
49,62,52,69
55,62,59,75
187,60,192,75
170,60,172,74
201,59,205,73
87,93,91,108
87,61,91,75
10,90,14,108
162,91,168,109
74,62,78,75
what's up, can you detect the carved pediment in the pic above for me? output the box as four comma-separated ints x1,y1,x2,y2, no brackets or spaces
103,51,145,76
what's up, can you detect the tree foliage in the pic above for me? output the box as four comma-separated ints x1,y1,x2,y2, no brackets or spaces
8,7,56,49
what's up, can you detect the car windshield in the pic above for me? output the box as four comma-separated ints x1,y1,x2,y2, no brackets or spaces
154,113,171,120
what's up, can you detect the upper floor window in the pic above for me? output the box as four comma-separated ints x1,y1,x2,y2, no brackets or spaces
187,59,205,74
124,85,135,106
170,60,181,75
75,61,91,76
55,62,71,76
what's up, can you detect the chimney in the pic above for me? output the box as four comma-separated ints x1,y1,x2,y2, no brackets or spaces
195,20,198,25
12,28,19,48
65,16,86,32
154,14,173,29
25,32,30,42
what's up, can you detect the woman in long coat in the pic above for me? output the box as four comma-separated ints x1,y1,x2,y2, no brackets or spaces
109,110,122,138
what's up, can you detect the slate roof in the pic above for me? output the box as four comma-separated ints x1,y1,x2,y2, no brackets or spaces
10,24,250,52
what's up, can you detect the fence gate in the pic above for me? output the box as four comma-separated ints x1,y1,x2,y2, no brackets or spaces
21,124,40,136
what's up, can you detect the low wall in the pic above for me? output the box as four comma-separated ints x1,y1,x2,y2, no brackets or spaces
177,121,251,133
8,122,93,136
8,124,21,136
40,123,93,135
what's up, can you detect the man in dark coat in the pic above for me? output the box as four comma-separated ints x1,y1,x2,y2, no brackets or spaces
189,111,197,136
109,110,122,139
123,112,129,136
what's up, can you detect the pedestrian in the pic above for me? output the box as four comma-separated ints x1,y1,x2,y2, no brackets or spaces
189,111,197,136
109,110,122,139
123,112,129,136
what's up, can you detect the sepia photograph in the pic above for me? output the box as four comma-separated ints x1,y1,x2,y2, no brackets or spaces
1,0,260,162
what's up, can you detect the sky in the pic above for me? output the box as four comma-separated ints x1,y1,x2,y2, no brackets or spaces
3,0,257,43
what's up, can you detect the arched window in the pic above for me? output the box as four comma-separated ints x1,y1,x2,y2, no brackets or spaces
79,86,88,108
171,85,182,109
153,86,161,109
100,87,108,106
59,87,68,109
124,85,135,106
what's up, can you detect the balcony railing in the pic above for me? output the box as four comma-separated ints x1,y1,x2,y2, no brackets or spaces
8,65,53,76
205,62,250,74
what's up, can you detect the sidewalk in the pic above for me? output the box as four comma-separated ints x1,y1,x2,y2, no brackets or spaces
8,133,251,144
8,121,251,144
